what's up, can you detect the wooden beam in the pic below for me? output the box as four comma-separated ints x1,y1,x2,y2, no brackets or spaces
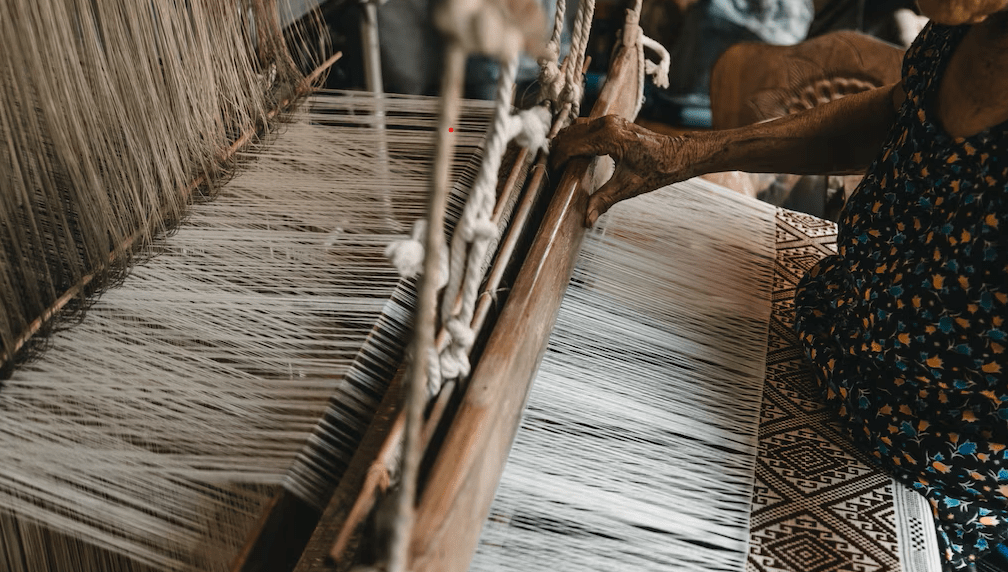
407,15,644,572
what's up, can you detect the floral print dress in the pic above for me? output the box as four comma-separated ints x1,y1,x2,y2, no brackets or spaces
794,23,1008,571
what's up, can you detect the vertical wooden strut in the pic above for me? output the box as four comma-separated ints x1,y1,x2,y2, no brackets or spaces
407,13,645,572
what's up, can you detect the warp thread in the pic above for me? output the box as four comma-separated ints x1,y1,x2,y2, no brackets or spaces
470,179,778,572
0,0,314,369
0,92,496,572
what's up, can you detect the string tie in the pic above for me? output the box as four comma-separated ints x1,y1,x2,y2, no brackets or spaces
385,220,448,289
561,82,583,107
537,43,564,103
461,216,499,242
515,106,552,154
642,34,670,89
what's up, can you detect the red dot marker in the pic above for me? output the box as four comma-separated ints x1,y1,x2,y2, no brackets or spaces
448,127,454,132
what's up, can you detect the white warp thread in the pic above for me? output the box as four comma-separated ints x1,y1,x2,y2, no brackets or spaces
471,178,778,572
0,91,495,572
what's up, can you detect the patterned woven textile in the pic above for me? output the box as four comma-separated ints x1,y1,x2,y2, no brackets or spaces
748,208,941,572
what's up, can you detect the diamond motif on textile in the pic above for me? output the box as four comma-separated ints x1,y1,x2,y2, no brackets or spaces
748,209,902,572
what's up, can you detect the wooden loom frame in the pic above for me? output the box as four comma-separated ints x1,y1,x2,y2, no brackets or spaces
0,1,643,569
262,7,650,572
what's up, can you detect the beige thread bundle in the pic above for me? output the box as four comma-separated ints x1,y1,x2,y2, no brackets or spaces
0,0,319,367
0,72,493,572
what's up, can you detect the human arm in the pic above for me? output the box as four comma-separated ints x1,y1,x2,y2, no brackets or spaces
551,80,906,226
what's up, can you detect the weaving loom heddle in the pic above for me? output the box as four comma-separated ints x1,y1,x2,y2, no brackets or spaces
0,1,950,571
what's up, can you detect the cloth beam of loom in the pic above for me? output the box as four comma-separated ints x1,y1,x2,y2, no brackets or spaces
0,90,494,571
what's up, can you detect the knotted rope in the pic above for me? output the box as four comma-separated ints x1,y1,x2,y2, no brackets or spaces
438,57,550,387
537,0,566,104
382,0,598,568
561,0,595,121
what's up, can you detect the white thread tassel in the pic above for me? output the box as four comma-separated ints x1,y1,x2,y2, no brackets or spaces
385,220,427,279
642,34,671,89
385,220,450,289
514,106,552,155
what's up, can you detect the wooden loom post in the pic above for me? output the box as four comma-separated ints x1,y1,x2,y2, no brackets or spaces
407,17,645,572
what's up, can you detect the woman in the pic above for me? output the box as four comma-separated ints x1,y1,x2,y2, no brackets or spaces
552,2,1008,570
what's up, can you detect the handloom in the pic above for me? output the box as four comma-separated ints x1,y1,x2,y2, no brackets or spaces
0,2,945,572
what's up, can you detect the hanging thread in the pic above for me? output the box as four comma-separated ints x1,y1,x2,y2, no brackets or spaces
642,34,671,89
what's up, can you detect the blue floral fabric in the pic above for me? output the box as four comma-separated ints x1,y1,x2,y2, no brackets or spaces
794,23,1008,571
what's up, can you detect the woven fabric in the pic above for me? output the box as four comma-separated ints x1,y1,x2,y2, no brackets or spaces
747,208,902,572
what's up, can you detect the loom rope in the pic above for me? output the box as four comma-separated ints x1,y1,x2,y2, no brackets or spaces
562,0,595,121
538,0,566,104
642,34,671,89
385,42,470,572
382,0,595,567
438,58,550,385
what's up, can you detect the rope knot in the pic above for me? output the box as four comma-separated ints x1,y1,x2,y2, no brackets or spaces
642,35,671,90
540,64,564,102
384,220,427,278
439,347,471,380
438,317,476,380
384,220,448,289
461,216,498,242
446,317,476,350
537,45,563,104
515,106,552,154
561,82,583,107
538,42,560,68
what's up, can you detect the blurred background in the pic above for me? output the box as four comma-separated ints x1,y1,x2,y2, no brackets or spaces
295,0,929,217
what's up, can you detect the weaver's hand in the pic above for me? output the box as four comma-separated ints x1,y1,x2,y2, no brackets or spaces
551,116,691,227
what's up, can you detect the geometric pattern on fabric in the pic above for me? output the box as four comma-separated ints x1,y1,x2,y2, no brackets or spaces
747,208,900,572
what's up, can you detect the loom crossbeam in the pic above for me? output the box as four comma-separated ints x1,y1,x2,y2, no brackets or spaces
408,17,646,572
